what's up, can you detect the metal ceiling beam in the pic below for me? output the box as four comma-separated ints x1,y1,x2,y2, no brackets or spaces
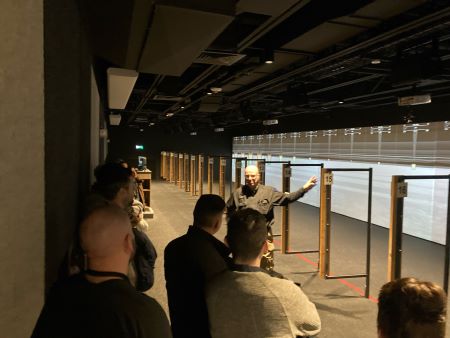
125,75,164,125
231,6,450,101
177,0,312,97
307,74,383,96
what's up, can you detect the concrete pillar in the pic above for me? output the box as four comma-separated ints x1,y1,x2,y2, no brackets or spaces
0,0,45,336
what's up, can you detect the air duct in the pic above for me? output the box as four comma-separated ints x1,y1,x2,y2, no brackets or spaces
138,4,234,76
109,114,122,126
107,68,138,109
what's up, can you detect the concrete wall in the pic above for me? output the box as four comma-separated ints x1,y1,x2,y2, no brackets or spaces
44,0,92,290
0,1,45,336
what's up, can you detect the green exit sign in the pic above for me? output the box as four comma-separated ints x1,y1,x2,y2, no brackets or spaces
135,145,144,150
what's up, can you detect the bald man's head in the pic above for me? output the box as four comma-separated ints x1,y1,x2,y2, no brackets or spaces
245,165,260,190
80,205,134,262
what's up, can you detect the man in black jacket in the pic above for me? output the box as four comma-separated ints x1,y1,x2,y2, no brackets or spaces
32,205,171,338
164,194,231,338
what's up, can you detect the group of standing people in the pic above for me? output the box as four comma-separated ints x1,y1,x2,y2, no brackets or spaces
30,162,447,338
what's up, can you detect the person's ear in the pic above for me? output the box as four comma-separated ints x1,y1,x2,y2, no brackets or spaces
124,232,135,256
262,240,269,254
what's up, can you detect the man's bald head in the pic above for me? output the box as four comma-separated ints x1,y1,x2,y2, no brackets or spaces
245,165,260,190
80,205,133,261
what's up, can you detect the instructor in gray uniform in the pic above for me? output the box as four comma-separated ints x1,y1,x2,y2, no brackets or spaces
226,165,317,271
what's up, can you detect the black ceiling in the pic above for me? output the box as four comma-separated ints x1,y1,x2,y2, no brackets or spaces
82,0,450,136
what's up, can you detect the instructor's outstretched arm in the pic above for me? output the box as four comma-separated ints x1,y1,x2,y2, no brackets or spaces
271,176,317,206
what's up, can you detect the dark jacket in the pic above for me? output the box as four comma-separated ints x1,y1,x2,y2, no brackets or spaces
31,274,171,338
227,184,305,227
164,226,231,338
132,227,157,292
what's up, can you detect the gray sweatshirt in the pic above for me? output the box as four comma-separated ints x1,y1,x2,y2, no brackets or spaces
206,269,321,338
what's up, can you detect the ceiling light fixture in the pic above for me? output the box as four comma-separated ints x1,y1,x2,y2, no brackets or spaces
263,49,274,64
206,91,212,95
180,106,185,109
166,112,174,117
214,127,224,132
338,101,344,104
210,87,222,93
149,122,155,126
262,119,278,126
190,131,197,136
371,59,381,65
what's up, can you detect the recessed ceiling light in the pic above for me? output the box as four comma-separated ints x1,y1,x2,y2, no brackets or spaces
166,112,174,117
206,92,212,95
338,101,344,104
149,122,155,126
262,49,274,64
210,87,222,93
371,59,381,65
180,106,185,109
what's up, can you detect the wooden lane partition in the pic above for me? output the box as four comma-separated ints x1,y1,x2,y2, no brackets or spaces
319,167,373,298
169,152,175,183
190,155,197,196
174,153,179,185
257,160,266,184
160,152,165,179
281,163,291,254
234,158,243,190
263,160,290,239
281,163,323,257
207,156,214,194
207,156,247,199
164,152,170,180
198,154,204,195
319,168,332,279
178,154,184,188
218,157,226,200
184,153,190,192
388,174,450,293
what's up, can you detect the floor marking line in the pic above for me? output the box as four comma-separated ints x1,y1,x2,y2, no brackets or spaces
273,239,379,303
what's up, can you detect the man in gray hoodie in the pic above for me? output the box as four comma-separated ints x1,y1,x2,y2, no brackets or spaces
206,208,321,338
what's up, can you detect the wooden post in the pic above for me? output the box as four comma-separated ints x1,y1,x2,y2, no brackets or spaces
219,157,226,199
169,153,174,183
198,155,204,195
208,157,214,194
257,160,265,184
281,164,291,254
235,159,242,189
190,155,196,196
184,154,190,192
178,154,183,188
388,176,404,281
174,153,178,185
319,168,332,278
160,152,164,179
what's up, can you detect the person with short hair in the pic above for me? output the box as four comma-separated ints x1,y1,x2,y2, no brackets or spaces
86,162,156,292
32,205,171,338
206,208,321,338
377,277,447,338
227,164,317,271
164,194,231,338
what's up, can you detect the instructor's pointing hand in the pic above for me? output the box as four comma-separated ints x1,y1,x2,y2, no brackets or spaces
302,176,318,192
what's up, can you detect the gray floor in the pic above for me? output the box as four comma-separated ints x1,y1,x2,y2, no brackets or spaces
144,181,450,338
